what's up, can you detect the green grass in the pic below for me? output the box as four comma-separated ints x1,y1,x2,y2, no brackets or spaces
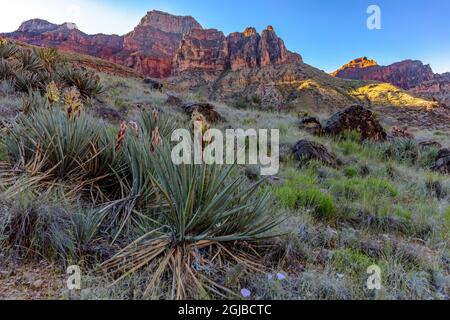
331,249,374,278
328,177,398,201
274,171,336,219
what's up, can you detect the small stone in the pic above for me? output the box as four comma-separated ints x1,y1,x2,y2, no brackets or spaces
32,280,44,289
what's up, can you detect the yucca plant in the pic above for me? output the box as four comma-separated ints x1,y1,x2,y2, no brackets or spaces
101,144,281,299
0,39,18,59
5,109,118,197
35,47,61,72
12,69,40,93
17,50,44,73
22,91,49,114
0,58,14,80
58,65,104,99
136,109,176,140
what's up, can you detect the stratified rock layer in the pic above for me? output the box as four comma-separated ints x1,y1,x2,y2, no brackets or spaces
3,12,300,79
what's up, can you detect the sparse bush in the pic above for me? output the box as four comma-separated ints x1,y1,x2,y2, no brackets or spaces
35,47,61,72
332,248,374,278
0,195,75,261
0,39,18,59
22,91,49,114
0,58,14,80
58,66,104,99
329,177,398,201
17,50,44,73
5,109,116,193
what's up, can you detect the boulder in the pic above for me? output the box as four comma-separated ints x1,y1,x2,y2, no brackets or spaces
143,78,163,91
293,140,340,168
431,148,450,174
182,102,224,123
165,92,183,106
324,105,387,141
299,116,323,135
387,126,414,140
418,140,442,150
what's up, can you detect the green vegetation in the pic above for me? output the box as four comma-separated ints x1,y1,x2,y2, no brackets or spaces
0,43,448,300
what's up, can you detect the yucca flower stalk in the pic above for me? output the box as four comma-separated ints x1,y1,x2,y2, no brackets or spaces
64,87,83,119
129,121,140,138
150,127,162,153
46,81,60,104
115,121,127,152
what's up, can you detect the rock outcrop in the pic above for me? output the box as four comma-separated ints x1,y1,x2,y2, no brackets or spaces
324,105,387,141
332,57,450,105
431,149,450,174
173,29,229,74
181,102,224,123
332,57,435,90
299,116,323,135
293,140,340,168
3,12,300,79
172,26,301,74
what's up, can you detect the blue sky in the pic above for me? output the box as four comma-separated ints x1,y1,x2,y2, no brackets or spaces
2,0,450,73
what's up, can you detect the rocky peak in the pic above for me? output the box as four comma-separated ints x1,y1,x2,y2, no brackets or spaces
243,27,257,37
17,19,58,33
173,25,302,73
332,58,436,90
173,29,229,73
138,10,203,34
59,22,79,31
331,57,378,76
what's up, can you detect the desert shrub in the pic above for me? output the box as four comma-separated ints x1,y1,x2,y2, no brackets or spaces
17,50,44,73
343,165,358,178
0,194,76,261
69,208,108,262
5,109,117,194
0,39,18,59
12,69,40,93
274,173,336,219
297,188,336,219
35,47,62,72
101,144,280,299
21,91,50,114
329,177,398,201
332,248,374,278
367,139,423,165
58,66,104,99
0,58,14,80
136,108,176,140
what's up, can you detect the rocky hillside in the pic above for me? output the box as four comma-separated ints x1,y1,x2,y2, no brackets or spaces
332,57,450,105
2,11,445,112
2,11,299,79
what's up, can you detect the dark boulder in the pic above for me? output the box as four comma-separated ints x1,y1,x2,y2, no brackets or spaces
418,140,442,150
143,78,163,91
431,148,450,174
165,92,183,106
299,116,323,135
182,102,224,123
324,105,387,141
387,126,414,140
293,140,340,168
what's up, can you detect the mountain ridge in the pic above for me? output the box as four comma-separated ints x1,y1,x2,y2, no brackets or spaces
2,10,300,79
332,57,450,105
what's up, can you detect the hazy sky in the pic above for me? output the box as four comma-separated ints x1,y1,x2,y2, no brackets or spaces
1,0,450,73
